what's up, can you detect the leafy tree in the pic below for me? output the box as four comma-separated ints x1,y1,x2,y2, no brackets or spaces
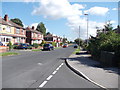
74,38,83,46
36,22,46,36
62,38,67,43
10,18,24,27
46,32,51,35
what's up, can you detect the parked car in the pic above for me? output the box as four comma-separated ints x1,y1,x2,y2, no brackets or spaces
13,43,21,49
63,43,68,48
0,42,3,46
43,44,54,51
74,44,78,48
27,44,32,49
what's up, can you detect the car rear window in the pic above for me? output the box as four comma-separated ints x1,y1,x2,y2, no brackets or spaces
44,44,50,47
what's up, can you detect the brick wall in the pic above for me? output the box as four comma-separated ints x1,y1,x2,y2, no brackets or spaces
0,46,9,53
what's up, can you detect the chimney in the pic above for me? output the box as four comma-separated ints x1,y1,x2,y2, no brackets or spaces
32,26,35,30
4,14,9,22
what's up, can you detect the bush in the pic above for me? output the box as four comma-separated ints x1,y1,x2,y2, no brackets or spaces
51,42,56,47
33,43,39,48
88,31,120,62
40,40,46,46
8,41,13,50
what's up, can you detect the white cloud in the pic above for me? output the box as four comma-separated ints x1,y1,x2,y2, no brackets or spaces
110,20,116,24
32,0,84,19
84,6,109,16
112,8,117,10
31,0,106,40
30,23,38,29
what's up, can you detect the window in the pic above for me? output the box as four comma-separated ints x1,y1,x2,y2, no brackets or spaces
6,26,11,32
16,28,20,34
0,25,2,31
6,38,10,42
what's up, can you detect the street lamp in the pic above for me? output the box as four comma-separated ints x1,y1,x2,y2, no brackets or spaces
84,14,89,46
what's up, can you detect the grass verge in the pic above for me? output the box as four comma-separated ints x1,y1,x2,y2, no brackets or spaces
32,49,42,51
0,52,19,56
55,47,61,49
72,48,80,54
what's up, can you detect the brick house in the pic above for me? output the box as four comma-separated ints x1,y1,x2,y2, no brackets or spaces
44,34,63,47
0,14,26,46
26,26,44,45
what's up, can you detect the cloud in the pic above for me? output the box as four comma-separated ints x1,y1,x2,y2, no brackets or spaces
32,0,84,19
30,23,38,29
112,8,117,10
31,0,106,40
84,6,109,16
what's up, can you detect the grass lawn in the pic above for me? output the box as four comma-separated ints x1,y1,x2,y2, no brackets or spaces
72,48,81,54
55,47,61,49
0,52,19,56
32,49,42,51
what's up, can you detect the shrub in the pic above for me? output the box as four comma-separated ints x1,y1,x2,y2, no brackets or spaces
33,43,39,48
40,40,46,46
51,42,56,47
8,41,13,50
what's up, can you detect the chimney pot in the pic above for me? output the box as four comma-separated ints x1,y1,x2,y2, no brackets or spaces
32,26,35,30
4,14,9,22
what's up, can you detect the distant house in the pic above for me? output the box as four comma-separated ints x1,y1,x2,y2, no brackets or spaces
26,26,44,45
44,34,63,47
0,14,26,46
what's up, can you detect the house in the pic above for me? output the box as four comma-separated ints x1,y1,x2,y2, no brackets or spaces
44,34,63,47
26,26,44,45
0,14,26,46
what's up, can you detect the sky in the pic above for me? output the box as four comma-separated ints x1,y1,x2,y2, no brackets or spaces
1,0,119,41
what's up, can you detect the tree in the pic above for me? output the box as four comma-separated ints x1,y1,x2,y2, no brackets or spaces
46,32,51,35
36,22,46,36
63,38,67,43
10,18,24,27
74,38,83,46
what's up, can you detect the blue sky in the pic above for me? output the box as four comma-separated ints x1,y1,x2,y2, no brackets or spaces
1,0,119,41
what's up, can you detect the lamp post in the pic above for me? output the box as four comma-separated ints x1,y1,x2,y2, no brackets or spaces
84,14,89,46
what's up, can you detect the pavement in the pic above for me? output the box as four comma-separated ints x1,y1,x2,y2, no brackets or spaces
66,50,120,90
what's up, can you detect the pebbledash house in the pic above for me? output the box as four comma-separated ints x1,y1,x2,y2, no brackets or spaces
0,14,26,46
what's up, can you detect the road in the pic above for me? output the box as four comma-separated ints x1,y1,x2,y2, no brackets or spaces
2,46,99,88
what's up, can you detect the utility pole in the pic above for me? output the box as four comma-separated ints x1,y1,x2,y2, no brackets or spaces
79,26,80,50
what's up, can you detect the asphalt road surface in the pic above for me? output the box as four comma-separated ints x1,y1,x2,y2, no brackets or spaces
2,45,100,88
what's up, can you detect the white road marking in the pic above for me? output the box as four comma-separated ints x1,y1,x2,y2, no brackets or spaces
58,63,64,68
38,63,42,65
46,75,53,80
39,81,47,88
56,67,60,70
38,63,64,88
52,70,57,75
61,63,64,66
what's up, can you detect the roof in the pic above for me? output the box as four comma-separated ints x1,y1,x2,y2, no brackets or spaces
26,27,42,34
45,34,62,39
0,17,24,29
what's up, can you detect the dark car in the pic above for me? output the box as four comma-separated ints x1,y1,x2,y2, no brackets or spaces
16,43,28,49
74,44,78,48
43,44,54,51
0,42,3,46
